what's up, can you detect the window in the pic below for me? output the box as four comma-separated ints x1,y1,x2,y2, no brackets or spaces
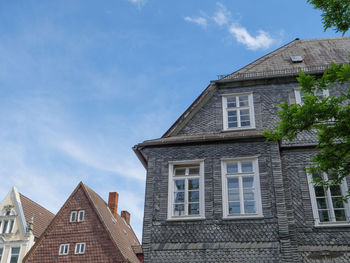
221,158,263,218
9,247,20,263
70,211,77,222
167,160,205,220
2,220,8,234
78,210,85,222
59,244,70,255
0,247,3,261
0,219,15,234
75,243,86,254
222,93,255,130
294,88,329,105
307,172,350,226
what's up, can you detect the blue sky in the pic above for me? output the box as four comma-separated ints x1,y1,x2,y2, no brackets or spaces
0,0,343,240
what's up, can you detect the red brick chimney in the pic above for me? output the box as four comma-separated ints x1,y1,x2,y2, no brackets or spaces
108,192,119,218
121,210,130,225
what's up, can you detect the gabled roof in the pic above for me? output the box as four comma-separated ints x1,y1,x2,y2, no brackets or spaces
157,37,350,139
24,182,141,263
83,184,141,262
19,193,55,238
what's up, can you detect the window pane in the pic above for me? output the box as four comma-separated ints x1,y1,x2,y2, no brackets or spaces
243,176,254,187
11,248,20,254
227,163,238,174
228,122,238,128
188,203,199,215
314,186,325,197
316,198,328,209
9,220,14,233
189,179,199,190
189,191,199,202
228,110,237,128
79,211,84,221
228,202,240,214
227,97,236,107
318,210,330,222
228,189,240,201
243,189,255,201
228,110,237,116
189,167,199,175
228,116,237,122
332,197,345,209
174,204,184,216
2,221,8,233
227,177,239,188
244,201,256,213
174,180,184,190
175,168,185,176
239,96,249,107
334,209,346,221
174,192,184,203
242,162,253,173
330,185,342,196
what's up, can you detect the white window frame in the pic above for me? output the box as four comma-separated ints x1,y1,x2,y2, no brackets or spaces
294,88,329,105
59,244,70,255
307,172,350,227
77,210,85,222
74,243,86,254
70,211,77,222
167,160,205,220
222,92,255,131
221,157,263,219
8,247,20,263
0,219,15,234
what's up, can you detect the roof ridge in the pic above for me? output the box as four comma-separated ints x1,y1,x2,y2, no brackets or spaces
226,38,299,77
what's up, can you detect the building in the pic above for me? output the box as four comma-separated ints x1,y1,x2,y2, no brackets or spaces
23,182,142,263
0,187,54,263
133,37,350,262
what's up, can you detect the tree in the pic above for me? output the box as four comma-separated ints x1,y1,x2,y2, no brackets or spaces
263,62,350,190
265,0,350,191
307,0,350,35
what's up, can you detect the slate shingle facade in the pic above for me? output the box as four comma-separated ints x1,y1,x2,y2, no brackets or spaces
134,37,350,262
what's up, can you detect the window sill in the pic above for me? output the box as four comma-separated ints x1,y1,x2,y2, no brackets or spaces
167,216,205,222
314,222,350,228
223,215,264,220
222,127,256,133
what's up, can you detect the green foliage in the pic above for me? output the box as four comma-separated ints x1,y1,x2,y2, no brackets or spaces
263,62,350,188
307,0,350,35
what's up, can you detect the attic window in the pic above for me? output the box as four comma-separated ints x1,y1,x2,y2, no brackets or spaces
290,56,303,63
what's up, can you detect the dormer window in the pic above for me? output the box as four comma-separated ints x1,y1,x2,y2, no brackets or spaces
222,93,255,131
0,219,14,234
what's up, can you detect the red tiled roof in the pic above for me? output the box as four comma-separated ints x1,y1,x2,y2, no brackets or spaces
19,193,55,238
83,184,141,263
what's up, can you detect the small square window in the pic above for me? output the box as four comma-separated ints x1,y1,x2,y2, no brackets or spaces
59,244,69,255
70,211,77,222
78,210,85,222
75,243,86,254
222,93,255,131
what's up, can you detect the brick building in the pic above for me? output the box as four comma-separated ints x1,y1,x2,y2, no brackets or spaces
133,37,350,262
0,187,54,263
23,182,142,263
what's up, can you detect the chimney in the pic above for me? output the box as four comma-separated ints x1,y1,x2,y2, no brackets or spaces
108,192,119,218
121,210,130,225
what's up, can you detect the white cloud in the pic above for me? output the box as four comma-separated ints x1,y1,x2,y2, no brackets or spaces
229,24,275,50
213,2,231,26
185,2,278,50
128,0,147,8
184,16,207,28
